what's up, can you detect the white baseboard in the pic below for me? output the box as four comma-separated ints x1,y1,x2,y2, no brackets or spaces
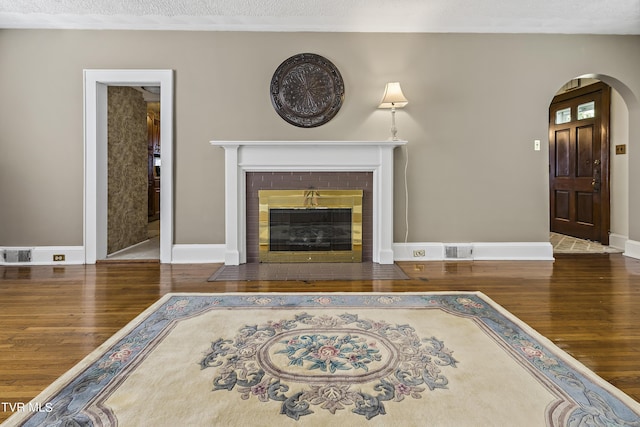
608,233,628,251
1,242,556,265
393,242,554,261
624,239,640,260
472,242,554,260
0,246,85,265
174,242,555,264
171,244,226,263
176,241,555,263
0,245,227,265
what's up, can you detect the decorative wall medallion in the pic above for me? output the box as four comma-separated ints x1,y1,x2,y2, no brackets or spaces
270,53,345,128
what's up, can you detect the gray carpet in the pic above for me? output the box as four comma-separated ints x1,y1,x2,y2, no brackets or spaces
208,262,409,281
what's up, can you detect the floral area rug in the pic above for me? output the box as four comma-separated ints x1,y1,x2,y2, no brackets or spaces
6,292,640,426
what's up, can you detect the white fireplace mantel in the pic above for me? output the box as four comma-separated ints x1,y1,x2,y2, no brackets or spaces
210,140,407,265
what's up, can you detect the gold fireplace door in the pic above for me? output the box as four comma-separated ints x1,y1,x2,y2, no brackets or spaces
258,189,363,263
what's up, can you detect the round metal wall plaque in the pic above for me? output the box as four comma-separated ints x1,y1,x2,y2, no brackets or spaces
270,53,345,128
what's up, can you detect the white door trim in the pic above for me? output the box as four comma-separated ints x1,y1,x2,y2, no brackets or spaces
83,69,174,263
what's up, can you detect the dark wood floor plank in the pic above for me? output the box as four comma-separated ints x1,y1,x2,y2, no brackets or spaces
1,254,639,422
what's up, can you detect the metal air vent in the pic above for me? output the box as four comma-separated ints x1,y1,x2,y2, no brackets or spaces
444,245,473,260
3,249,32,263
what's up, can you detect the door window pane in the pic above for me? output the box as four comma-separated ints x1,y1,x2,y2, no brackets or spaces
556,107,571,124
577,101,595,120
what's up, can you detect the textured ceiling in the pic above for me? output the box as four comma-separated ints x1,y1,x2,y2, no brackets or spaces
1,0,639,34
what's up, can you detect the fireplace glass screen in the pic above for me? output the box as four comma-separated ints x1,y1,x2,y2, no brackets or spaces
258,189,363,262
269,208,352,252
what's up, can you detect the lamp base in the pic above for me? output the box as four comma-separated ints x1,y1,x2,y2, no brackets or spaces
389,107,399,141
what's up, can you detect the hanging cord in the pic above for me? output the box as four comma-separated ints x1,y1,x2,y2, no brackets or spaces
404,144,409,244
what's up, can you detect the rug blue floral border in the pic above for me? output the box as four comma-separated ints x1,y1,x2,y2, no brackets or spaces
13,293,640,426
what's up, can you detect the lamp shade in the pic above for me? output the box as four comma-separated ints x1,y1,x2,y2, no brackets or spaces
378,82,408,108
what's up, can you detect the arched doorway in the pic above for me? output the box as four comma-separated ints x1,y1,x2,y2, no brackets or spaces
549,79,611,245
548,75,638,255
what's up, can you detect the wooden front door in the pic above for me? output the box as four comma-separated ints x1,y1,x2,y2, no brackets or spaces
549,82,610,244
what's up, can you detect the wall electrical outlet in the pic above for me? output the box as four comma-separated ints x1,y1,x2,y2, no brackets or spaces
413,249,426,257
53,254,65,262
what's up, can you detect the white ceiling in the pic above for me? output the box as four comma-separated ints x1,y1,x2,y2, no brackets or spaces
1,0,639,34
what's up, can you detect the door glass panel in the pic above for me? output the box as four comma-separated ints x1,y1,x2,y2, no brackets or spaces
556,107,571,124
577,101,595,120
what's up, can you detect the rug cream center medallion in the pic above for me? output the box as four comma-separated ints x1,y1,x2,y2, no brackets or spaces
6,293,640,426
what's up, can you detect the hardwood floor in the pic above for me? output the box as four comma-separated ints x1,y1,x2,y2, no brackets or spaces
1,254,639,422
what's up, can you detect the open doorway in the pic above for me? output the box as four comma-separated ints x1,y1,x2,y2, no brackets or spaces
83,70,174,264
549,78,627,254
105,86,161,261
549,80,610,244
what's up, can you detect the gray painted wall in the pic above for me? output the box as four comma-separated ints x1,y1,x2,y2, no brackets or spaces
0,30,639,247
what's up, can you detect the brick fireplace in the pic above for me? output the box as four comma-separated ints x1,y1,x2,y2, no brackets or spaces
248,173,372,263
210,140,406,265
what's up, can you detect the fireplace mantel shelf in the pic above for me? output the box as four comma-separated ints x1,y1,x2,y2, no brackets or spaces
211,140,407,148
211,139,406,265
